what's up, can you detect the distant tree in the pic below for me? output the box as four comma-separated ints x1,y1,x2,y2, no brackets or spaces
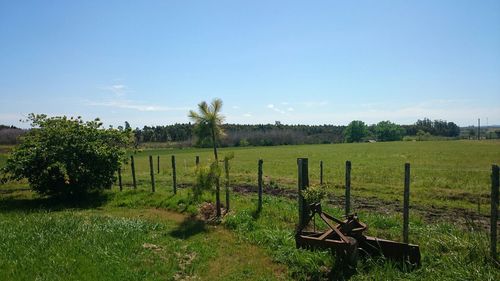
1,114,132,198
188,98,225,217
375,121,405,141
495,130,500,139
468,128,476,139
344,120,368,143
0,128,25,145
416,130,431,141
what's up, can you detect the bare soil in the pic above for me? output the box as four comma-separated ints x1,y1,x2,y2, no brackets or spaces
231,184,495,231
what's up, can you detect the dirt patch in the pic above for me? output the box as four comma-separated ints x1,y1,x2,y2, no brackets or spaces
106,207,187,223
230,184,494,231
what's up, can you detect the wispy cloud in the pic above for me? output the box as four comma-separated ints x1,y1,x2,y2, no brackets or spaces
243,113,252,117
102,84,128,97
87,100,188,112
232,105,240,109
303,101,329,108
90,83,188,112
266,104,286,114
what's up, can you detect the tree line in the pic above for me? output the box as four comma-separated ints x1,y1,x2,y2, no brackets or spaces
130,118,462,146
0,118,471,146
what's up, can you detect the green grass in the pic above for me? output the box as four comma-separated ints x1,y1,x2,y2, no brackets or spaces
0,195,288,281
115,140,500,213
1,140,500,280
4,140,499,212
1,184,499,280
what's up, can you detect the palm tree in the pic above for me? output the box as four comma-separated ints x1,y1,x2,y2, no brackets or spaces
189,98,225,217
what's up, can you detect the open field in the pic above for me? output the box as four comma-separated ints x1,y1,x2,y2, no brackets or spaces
1,140,499,280
111,140,500,215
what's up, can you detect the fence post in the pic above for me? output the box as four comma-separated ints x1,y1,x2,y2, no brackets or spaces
225,158,230,212
172,155,177,194
320,160,324,185
297,158,309,230
196,156,200,166
130,155,137,189
149,156,155,192
118,167,123,191
345,160,351,216
258,159,263,211
157,155,160,174
403,163,410,244
491,164,499,261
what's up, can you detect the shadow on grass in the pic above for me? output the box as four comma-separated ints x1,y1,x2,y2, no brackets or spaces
169,216,207,239
327,258,357,281
0,191,112,213
251,206,262,219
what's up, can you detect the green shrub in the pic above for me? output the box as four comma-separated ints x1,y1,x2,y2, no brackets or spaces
301,184,327,204
192,161,220,202
1,114,131,198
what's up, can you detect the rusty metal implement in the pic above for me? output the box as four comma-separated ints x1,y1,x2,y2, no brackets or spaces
295,202,421,266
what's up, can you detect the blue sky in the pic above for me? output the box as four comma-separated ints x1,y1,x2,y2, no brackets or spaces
1,0,499,128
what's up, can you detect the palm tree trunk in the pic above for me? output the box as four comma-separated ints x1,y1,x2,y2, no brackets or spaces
211,127,221,217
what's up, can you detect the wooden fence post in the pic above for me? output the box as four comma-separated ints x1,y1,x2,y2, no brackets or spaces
149,156,155,192
297,158,309,230
118,167,122,191
157,155,160,174
172,155,177,194
258,159,263,211
130,155,137,189
320,160,324,185
491,164,499,261
403,163,410,244
196,156,200,166
345,160,351,216
225,158,230,212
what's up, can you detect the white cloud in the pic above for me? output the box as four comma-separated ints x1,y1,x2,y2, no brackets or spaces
91,82,189,112
232,105,240,109
102,84,128,97
243,113,252,117
287,107,294,111
266,103,286,114
303,101,329,108
87,100,188,112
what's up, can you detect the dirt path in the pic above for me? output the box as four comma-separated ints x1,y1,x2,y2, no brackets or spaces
99,207,290,281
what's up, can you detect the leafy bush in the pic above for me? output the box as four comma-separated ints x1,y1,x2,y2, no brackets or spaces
1,114,131,197
301,184,326,204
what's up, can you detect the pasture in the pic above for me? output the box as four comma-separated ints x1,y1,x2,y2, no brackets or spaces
1,140,499,280
123,140,500,214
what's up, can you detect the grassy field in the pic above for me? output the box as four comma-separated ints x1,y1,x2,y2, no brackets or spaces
112,140,500,214
1,140,499,280
0,187,498,280
0,195,288,281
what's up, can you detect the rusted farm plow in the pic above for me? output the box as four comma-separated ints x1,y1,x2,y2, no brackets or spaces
295,158,421,267
295,202,421,266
